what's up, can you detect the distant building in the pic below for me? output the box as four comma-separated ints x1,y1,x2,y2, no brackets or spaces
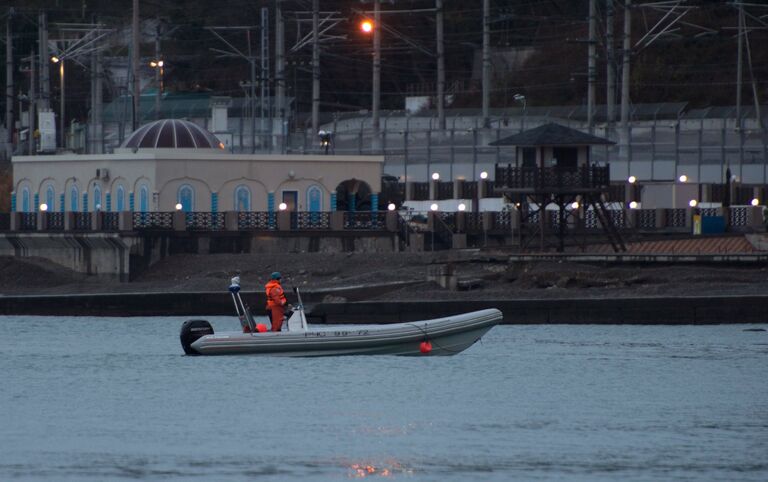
11,119,383,213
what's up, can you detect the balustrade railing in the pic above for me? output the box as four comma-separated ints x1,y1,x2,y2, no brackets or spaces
132,212,173,230
237,211,277,230
186,212,224,231
494,165,610,191
436,182,454,200
73,212,92,231
411,182,430,201
344,211,386,230
664,208,687,228
291,212,331,230
729,206,748,227
19,213,37,231
45,212,65,231
637,209,656,229
102,212,120,231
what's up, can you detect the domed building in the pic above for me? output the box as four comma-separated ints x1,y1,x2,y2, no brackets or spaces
11,119,383,215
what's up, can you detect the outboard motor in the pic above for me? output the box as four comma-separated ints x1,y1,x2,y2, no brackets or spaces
180,319,214,355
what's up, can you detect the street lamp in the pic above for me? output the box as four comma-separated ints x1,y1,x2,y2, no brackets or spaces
175,203,183,211
431,172,440,181
628,175,636,184
678,174,688,183
387,202,396,211
150,59,165,119
51,55,65,148
278,202,288,211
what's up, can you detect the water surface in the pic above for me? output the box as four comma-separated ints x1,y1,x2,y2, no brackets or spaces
2,316,767,481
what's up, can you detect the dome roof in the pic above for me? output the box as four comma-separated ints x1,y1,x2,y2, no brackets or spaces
122,119,223,149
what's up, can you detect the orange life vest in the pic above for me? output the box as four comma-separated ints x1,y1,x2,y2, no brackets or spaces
265,280,287,309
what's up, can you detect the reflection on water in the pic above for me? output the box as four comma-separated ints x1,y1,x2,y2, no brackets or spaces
1,316,767,481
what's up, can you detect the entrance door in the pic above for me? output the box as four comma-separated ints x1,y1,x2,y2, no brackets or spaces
282,191,298,211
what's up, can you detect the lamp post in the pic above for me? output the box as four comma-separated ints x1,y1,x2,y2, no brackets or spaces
150,59,164,119
513,93,526,130
51,55,64,148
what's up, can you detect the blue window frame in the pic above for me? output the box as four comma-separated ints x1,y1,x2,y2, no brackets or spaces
307,185,323,212
178,184,194,212
70,185,79,212
234,185,251,212
116,186,125,212
46,186,55,211
94,185,102,211
139,185,149,212
21,187,30,213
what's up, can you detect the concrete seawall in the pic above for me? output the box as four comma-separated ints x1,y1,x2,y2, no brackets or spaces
1,292,765,324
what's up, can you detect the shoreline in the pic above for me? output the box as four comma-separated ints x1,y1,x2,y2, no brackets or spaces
2,290,766,324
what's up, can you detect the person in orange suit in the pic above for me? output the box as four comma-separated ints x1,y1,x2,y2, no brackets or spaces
265,271,288,332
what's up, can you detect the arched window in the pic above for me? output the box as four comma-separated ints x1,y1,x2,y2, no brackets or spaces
46,186,55,211
139,185,149,212
70,185,79,212
94,185,102,211
178,184,194,212
234,185,251,212
307,185,323,212
116,186,125,212
21,187,30,213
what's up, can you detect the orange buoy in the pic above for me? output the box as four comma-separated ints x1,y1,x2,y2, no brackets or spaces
420,341,432,354
256,323,268,333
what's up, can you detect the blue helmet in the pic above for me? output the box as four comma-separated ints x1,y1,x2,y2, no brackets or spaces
270,271,282,280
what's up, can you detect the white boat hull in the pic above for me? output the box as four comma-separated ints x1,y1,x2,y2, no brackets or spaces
188,308,502,357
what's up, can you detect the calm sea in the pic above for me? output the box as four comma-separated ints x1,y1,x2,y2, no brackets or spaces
1,315,767,481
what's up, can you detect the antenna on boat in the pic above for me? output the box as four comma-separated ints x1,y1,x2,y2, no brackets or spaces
229,274,256,333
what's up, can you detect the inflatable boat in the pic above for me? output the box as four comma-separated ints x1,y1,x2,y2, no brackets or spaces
180,279,502,357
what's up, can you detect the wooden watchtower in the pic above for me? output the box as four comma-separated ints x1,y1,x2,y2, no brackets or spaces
491,123,626,252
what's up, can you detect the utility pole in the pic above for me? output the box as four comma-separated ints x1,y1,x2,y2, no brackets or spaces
372,0,381,148
587,0,596,132
436,0,445,131
94,44,103,153
482,0,490,127
6,9,13,158
742,4,763,129
620,0,631,136
736,4,743,130
39,11,50,111
311,0,320,137
154,21,161,119
606,0,615,126
261,6,270,151
132,0,140,131
275,0,285,151
29,48,36,155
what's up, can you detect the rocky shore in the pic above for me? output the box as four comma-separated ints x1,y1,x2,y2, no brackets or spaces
2,248,767,302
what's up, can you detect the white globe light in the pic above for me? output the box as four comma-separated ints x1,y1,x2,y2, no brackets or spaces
430,203,439,211
628,175,636,184
629,201,638,209
40,203,48,212
689,199,698,207
431,172,440,181
387,203,396,211
458,203,466,211
480,171,488,179
751,198,760,206
278,202,288,211
570,201,579,209
175,203,183,210
679,174,688,183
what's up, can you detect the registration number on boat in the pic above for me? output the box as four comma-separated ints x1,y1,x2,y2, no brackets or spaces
304,330,369,337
